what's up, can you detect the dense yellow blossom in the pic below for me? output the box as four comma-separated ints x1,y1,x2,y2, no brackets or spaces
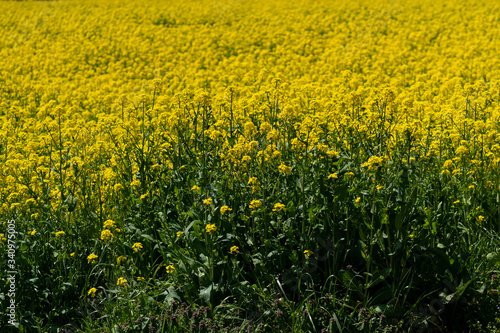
205,224,217,234
103,219,117,229
117,277,128,288
249,200,262,210
116,256,127,265
272,203,286,212
220,206,232,215
87,254,98,264
100,230,113,243
1,0,500,325
132,243,143,252
278,164,292,175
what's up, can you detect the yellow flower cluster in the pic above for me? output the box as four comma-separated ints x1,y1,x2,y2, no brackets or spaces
220,206,232,215
249,200,262,210
304,250,313,257
132,243,143,252
116,255,127,265
103,220,117,229
205,224,217,235
87,287,98,298
278,164,292,175
100,229,113,243
117,277,128,288
272,203,286,212
362,156,384,171
87,254,98,264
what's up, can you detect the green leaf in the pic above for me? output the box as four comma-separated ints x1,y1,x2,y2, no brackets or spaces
486,252,499,262
20,242,28,252
395,186,417,233
369,286,393,305
252,253,262,266
367,268,391,289
200,283,214,303
340,270,363,298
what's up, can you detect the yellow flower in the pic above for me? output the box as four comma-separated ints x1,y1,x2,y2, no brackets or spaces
117,277,128,288
132,242,143,252
230,245,240,254
326,150,340,158
249,199,262,209
376,185,384,190
176,231,184,237
137,277,145,281
442,160,455,170
362,156,384,170
117,255,127,265
304,250,313,257
29,230,37,236
114,183,124,192
166,265,175,273
203,198,213,205
87,253,98,264
88,287,98,297
355,197,361,203
456,145,468,155
100,229,114,243
241,155,252,163
205,223,217,234
25,198,36,205
220,205,232,215
0,234,5,242
191,185,201,191
55,231,66,237
477,215,485,223
409,234,415,238
103,219,117,229
70,252,75,257
453,200,460,204
328,173,338,179
278,163,292,175
140,192,149,200
248,177,258,185
272,202,286,212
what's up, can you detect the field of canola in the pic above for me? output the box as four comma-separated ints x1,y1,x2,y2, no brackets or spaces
1,0,500,332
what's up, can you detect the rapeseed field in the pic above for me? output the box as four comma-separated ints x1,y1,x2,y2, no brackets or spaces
1,0,500,331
